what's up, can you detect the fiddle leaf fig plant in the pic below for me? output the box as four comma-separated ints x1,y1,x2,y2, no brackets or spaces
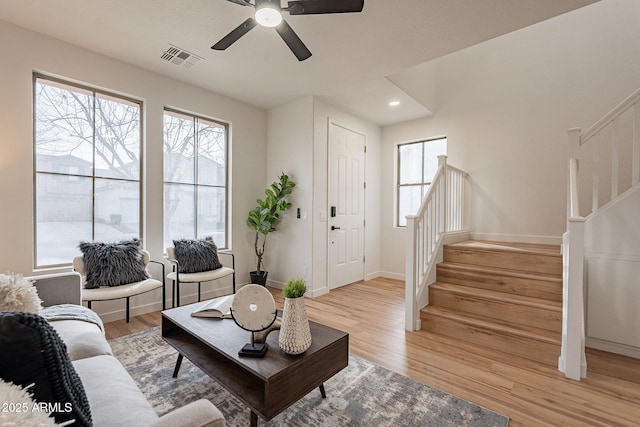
247,172,296,274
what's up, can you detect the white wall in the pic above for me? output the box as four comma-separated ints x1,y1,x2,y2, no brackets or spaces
381,0,640,277
0,20,267,320
265,97,314,288
584,186,640,358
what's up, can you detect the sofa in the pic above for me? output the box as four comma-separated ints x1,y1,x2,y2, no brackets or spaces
1,271,225,427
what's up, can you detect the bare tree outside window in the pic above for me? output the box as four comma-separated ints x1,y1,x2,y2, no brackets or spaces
34,76,142,268
163,110,228,251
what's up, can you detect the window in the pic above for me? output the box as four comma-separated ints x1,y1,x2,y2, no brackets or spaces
34,75,142,268
397,137,447,227
163,109,228,250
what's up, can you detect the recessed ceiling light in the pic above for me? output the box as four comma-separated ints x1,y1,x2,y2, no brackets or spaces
388,101,401,107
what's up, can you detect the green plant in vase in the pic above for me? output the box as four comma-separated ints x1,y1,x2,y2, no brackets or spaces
246,172,295,285
282,277,306,298
279,277,311,355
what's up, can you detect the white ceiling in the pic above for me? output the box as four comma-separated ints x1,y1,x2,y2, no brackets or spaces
0,0,597,126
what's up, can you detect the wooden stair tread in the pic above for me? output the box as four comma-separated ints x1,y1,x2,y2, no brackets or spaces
443,242,562,275
446,240,561,256
438,261,562,281
430,282,562,311
422,306,561,345
424,240,564,365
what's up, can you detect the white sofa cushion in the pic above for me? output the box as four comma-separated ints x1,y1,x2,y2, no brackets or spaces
81,278,163,301
166,267,234,284
73,355,158,427
50,320,112,361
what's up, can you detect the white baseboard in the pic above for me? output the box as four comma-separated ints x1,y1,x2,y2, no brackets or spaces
378,271,405,281
266,279,284,290
364,271,380,281
587,336,640,360
309,287,329,298
443,231,471,244
470,232,562,246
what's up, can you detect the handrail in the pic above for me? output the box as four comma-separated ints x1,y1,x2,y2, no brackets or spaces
414,166,444,218
581,86,640,145
405,155,469,331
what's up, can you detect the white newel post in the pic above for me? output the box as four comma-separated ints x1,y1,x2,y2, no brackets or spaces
559,128,587,380
405,214,419,331
560,218,587,380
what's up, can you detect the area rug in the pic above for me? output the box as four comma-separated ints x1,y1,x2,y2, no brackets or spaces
109,327,509,426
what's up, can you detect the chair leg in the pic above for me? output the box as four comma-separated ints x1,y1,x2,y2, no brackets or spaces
126,297,130,323
176,281,181,307
171,280,176,308
198,282,201,302
162,278,166,311
87,301,92,310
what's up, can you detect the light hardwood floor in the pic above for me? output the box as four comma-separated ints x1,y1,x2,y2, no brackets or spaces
105,277,640,426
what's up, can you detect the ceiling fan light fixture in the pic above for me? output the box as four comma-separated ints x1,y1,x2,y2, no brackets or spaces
255,0,283,27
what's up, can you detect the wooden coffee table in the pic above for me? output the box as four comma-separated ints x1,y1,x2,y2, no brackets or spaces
161,302,349,426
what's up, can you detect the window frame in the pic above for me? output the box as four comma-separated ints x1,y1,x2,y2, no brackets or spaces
33,73,144,269
396,136,447,227
162,107,230,250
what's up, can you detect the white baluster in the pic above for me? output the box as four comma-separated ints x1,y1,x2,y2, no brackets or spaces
633,102,640,186
611,117,619,199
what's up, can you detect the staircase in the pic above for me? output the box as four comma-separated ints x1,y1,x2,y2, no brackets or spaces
420,240,563,366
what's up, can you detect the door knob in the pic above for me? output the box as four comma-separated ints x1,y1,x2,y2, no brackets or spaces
331,226,341,230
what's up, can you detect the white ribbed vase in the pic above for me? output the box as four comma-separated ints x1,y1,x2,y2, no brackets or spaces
278,297,312,355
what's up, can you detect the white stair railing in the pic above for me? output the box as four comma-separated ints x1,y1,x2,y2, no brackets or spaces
405,155,470,331
560,87,640,380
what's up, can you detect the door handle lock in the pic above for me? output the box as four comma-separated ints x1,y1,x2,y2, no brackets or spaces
331,226,341,230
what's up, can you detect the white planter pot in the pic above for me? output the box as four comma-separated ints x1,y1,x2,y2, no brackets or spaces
278,297,312,355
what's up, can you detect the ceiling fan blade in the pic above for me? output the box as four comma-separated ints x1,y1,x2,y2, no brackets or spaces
287,0,364,15
225,0,253,6
275,20,312,61
212,17,258,50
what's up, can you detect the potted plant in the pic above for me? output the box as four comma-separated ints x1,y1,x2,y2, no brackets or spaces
246,172,296,286
279,278,312,355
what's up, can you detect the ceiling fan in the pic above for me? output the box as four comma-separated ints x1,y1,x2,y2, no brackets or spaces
212,0,365,61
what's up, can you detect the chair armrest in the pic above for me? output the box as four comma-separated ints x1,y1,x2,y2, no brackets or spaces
148,259,166,278
148,399,225,427
26,271,82,307
218,250,235,270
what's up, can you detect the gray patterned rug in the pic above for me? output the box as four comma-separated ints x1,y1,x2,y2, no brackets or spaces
109,327,508,426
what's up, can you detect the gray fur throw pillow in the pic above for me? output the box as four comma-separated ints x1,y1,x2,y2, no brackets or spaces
173,237,222,274
79,238,150,289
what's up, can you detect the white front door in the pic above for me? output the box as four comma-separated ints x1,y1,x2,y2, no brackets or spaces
328,121,365,289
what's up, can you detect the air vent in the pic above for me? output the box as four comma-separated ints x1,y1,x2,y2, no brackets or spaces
161,44,203,68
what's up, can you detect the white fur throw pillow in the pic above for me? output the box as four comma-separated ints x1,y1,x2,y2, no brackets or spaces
0,273,43,314
0,380,57,426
